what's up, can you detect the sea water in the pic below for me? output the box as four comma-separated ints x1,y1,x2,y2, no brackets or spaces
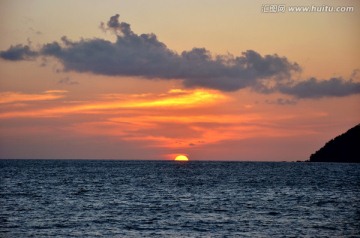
1,160,359,237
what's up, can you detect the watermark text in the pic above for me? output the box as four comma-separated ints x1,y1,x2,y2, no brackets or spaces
262,4,354,13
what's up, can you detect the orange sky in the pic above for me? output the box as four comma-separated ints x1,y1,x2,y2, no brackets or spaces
0,0,359,161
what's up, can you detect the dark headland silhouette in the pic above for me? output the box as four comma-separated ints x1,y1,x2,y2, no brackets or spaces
309,124,360,163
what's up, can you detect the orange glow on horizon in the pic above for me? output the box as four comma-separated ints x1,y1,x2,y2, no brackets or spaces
0,87,328,157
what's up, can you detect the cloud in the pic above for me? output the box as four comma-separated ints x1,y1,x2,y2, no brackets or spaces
278,77,360,98
0,44,37,61
29,27,42,35
0,89,226,119
0,91,67,104
58,77,79,85
265,98,297,105
1,14,359,98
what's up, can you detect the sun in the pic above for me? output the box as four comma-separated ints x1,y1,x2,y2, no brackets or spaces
174,155,189,161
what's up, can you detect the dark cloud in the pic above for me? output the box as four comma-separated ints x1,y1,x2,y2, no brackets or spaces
108,14,121,28
38,14,300,92
1,14,359,98
279,77,360,98
0,44,37,61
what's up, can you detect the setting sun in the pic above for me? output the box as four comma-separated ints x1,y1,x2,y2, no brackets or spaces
174,155,189,161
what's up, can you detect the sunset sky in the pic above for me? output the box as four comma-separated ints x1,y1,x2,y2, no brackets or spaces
0,0,359,161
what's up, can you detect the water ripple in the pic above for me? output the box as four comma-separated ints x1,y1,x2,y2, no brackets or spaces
1,160,359,237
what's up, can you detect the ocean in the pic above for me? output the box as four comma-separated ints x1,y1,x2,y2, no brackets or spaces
1,160,359,237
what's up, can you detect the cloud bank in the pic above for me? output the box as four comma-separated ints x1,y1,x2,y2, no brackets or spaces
1,14,359,98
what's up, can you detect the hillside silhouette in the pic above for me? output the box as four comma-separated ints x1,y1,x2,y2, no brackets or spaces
309,124,360,163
